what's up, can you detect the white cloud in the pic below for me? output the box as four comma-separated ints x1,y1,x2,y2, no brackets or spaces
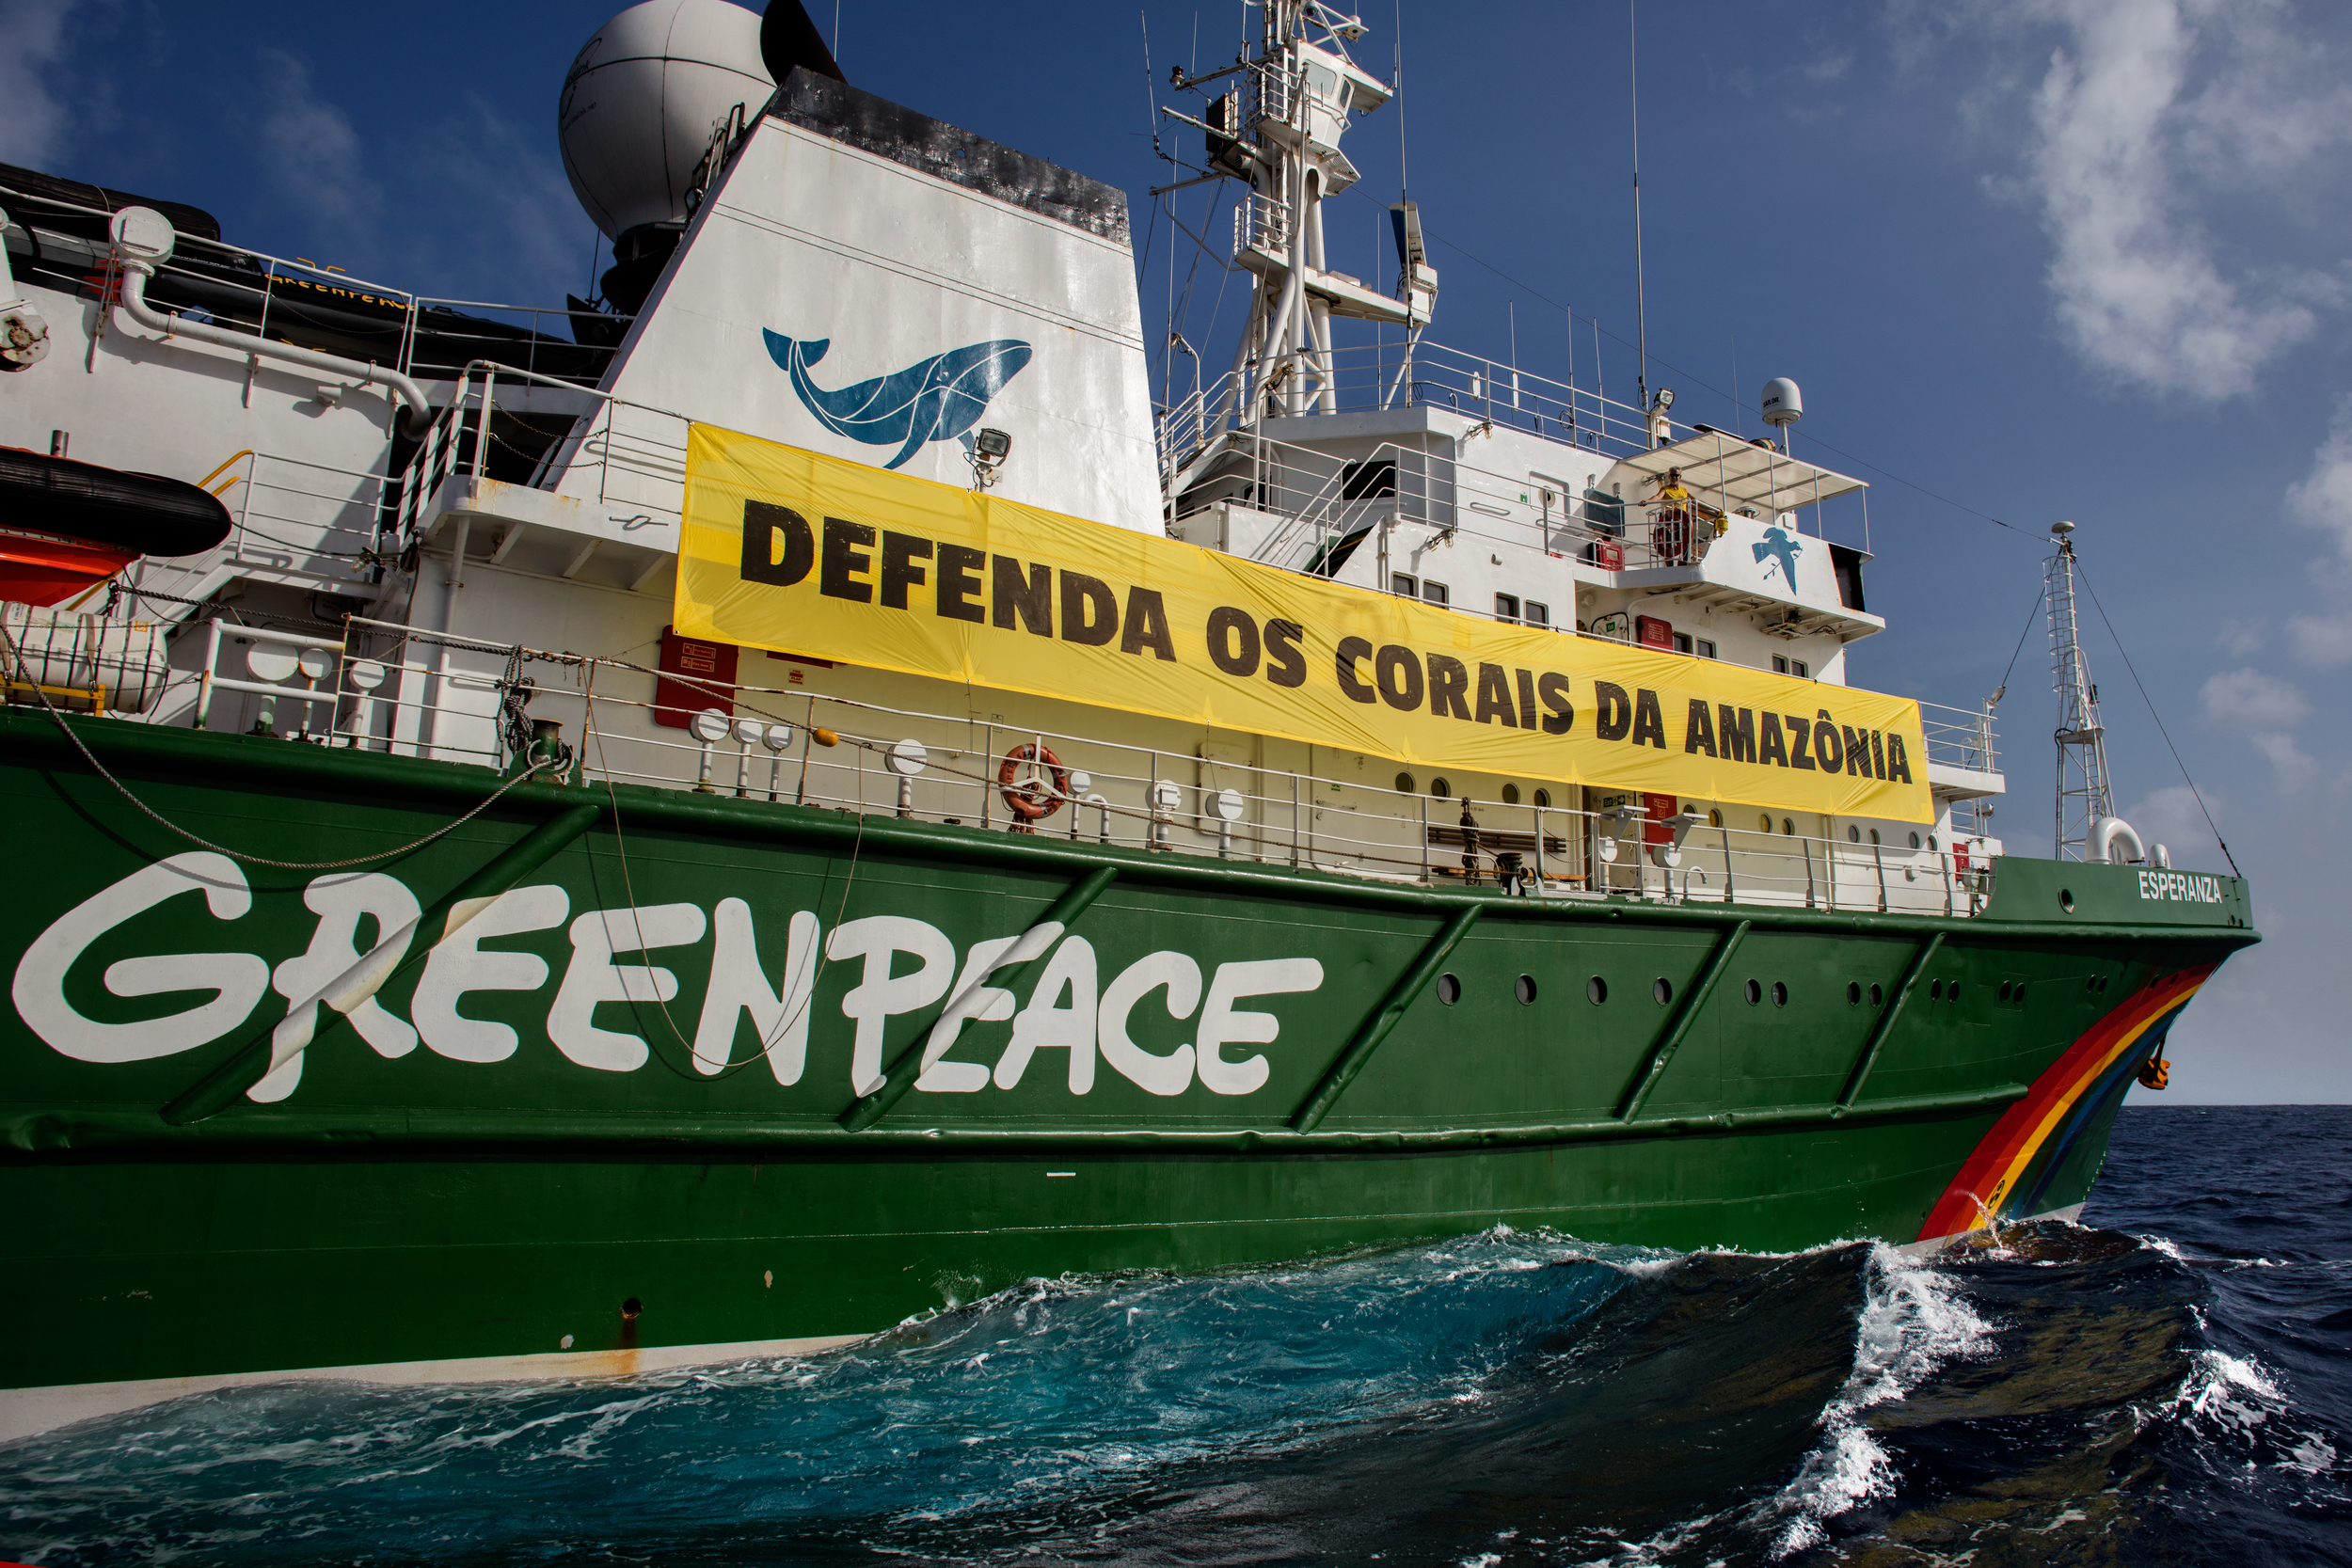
258,49,380,237
2123,782,2224,862
2201,666,2317,789
2201,666,2309,728
1989,0,2351,399
0,0,76,167
2284,391,2352,663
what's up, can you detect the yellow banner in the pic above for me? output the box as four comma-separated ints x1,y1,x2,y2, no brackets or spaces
676,427,1932,822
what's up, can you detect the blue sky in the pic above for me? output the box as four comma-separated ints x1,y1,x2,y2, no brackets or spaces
5,0,2346,1101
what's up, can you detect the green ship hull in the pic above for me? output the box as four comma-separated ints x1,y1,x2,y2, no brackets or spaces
0,710,2256,1432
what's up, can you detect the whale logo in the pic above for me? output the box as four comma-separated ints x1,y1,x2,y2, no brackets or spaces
1753,525,1804,588
763,331,1033,470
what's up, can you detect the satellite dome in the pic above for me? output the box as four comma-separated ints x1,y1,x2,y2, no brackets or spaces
558,0,774,242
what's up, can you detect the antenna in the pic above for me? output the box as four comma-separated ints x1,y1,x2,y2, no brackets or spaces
1629,0,1649,415
2046,521,2114,860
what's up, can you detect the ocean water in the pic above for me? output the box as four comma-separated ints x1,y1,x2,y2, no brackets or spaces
5,1105,2349,1566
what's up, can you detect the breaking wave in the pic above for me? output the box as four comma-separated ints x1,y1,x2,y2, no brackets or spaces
4,1106,2349,1565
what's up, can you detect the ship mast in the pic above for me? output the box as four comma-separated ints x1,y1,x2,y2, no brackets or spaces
1183,1,1431,434
2046,520,2113,860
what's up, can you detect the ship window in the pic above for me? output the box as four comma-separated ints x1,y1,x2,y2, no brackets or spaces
1847,981,1862,1006
1791,658,1810,677
1422,579,1450,608
1436,973,1460,1005
1430,776,1452,798
1771,981,1788,1007
1772,655,1788,673
1928,834,1938,852
1587,975,1608,1005
2015,983,2026,1002
1743,979,1762,1006
1783,818,1796,835
1391,572,1417,596
1931,979,1944,1001
1848,825,1861,843
1909,832,1921,849
1502,783,1520,804
1708,809,1723,828
1652,977,1674,1006
1694,638,1716,658
1495,593,1520,624
1673,632,1692,654
1524,601,1550,627
1759,814,1773,833
1534,788,1552,809
1515,974,1537,1005
1999,981,2012,1001
1869,829,1882,846
1394,772,1415,794
1868,983,1883,1005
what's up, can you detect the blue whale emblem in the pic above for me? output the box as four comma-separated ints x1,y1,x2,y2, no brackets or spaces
764,331,1033,470
1753,525,1804,588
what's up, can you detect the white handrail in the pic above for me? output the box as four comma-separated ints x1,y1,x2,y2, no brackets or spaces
107,207,432,428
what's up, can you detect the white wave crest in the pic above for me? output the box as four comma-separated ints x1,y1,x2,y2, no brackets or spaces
1758,1243,1994,1557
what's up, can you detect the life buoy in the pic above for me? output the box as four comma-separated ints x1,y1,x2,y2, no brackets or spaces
998,743,1070,820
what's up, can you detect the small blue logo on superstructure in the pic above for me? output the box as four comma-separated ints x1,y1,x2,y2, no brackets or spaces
764,331,1033,470
1754,526,1804,588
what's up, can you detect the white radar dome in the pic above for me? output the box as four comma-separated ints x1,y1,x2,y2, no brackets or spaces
1760,376,1804,428
558,0,773,241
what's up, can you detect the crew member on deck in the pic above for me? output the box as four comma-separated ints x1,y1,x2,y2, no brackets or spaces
1652,468,1693,564
1458,796,1482,885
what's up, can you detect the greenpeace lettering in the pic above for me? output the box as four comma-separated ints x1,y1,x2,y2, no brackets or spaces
2137,870,2226,905
18,863,1337,1109
675,428,1934,821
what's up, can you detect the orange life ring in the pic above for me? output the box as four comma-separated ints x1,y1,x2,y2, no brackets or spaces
998,742,1070,820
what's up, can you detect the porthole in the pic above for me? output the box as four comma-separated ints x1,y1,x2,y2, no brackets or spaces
1927,834,1938,852
1502,783,1521,804
1653,977,1674,1006
1395,771,1416,793
1908,832,1921,849
2098,975,2109,992
1759,814,1773,833
2014,983,2026,1003
2085,976,2098,993
1431,777,1453,799
1868,983,1883,1006
1782,817,1795,835
1847,981,1862,1005
1708,809,1724,828
1744,978,1763,1006
1999,981,2012,1001
2059,888,2075,912
1515,974,1537,1005
1931,979,1944,1001
1771,981,1788,1007
1435,973,1461,1006
1947,981,1962,1002
1848,824,1862,844
1534,788,1552,809
1868,829,1882,846
1587,975,1609,1005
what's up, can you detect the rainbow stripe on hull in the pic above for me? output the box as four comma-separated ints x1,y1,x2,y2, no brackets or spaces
1917,965,2215,1242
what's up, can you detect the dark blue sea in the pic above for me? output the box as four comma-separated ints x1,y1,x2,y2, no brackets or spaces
5,1105,2349,1566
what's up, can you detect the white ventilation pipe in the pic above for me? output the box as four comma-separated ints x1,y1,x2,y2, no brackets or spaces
106,207,432,429
2088,815,2145,865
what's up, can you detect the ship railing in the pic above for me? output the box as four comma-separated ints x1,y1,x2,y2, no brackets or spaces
0,181,629,394
1174,428,1726,583
205,618,1994,918
1159,338,1669,471
385,361,693,550
1916,697,2002,777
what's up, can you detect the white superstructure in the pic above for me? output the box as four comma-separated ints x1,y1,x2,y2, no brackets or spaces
0,0,2011,915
